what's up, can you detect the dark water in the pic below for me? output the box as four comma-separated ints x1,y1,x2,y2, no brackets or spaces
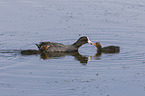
0,0,145,96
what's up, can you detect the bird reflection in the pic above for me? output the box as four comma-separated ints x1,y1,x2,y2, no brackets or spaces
20,49,120,64
88,50,101,60
89,50,120,60
89,50,119,61
40,51,89,64
21,49,89,64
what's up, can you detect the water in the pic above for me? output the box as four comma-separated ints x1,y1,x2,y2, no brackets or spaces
0,0,145,96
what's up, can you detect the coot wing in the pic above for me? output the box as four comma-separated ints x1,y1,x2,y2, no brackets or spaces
39,42,65,47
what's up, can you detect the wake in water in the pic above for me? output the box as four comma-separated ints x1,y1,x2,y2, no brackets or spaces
0,49,21,53
0,49,39,55
0,49,89,64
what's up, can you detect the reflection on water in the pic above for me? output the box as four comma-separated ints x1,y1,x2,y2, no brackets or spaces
93,50,120,57
0,49,120,65
20,50,90,64
0,49,89,64
88,50,120,60
40,51,89,64
1,0,145,95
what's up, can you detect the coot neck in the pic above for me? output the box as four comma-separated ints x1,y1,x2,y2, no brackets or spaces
73,41,86,48
97,45,102,51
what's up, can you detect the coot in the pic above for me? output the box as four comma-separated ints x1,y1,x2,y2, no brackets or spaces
93,42,120,53
36,36,92,52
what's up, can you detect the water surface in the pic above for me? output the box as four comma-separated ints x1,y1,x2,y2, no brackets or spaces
0,0,145,96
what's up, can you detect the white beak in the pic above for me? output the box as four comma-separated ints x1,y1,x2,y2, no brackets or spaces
87,37,93,45
88,40,93,45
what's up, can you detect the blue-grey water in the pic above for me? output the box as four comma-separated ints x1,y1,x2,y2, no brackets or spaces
0,0,145,96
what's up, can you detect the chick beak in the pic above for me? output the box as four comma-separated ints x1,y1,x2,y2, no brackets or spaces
93,43,96,46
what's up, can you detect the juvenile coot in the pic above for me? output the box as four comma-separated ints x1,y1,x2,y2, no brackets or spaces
36,36,92,52
93,42,120,53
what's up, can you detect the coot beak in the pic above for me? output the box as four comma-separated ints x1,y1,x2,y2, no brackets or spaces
88,40,93,45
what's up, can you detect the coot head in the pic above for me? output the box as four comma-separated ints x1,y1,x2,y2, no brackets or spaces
93,42,102,50
73,36,92,48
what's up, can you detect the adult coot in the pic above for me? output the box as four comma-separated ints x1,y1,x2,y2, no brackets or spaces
93,42,120,53
36,36,92,52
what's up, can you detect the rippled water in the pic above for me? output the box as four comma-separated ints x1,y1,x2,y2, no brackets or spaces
0,0,145,96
